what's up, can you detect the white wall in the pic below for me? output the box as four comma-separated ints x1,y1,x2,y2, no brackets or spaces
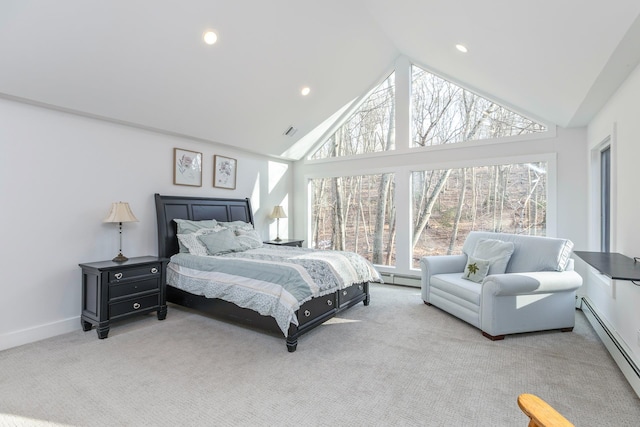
293,127,588,276
0,98,292,350
583,62,640,364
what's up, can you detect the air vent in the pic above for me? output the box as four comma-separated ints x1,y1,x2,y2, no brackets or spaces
283,126,298,137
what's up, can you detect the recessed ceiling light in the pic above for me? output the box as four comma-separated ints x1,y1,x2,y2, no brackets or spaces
301,87,311,96
203,31,218,45
455,44,468,53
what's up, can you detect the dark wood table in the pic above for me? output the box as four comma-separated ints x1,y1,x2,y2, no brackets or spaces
573,251,640,281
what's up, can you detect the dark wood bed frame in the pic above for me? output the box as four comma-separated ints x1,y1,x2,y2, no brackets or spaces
154,193,370,352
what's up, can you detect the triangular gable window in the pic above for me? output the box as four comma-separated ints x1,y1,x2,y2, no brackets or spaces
310,72,395,160
412,65,545,147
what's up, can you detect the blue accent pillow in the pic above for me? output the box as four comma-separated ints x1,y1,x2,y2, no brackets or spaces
197,228,244,255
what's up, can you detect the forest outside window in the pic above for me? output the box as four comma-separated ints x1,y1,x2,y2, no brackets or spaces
411,65,546,148
310,73,395,160
310,174,396,266
411,162,547,268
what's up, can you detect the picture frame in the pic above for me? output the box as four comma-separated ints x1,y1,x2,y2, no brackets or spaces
173,148,202,187
213,155,237,190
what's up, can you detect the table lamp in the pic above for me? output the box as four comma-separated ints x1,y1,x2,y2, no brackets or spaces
271,205,287,242
104,202,138,262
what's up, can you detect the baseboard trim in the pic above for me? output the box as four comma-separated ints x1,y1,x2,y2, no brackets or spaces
580,297,640,397
380,273,420,288
0,316,79,352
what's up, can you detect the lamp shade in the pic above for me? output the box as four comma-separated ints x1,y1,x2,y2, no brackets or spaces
271,205,287,219
104,202,139,223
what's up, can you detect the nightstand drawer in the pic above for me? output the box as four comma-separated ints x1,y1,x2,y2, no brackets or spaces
108,264,161,283
109,293,159,318
109,278,160,300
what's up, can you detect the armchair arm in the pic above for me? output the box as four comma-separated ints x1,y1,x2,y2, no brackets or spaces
482,270,583,297
420,254,467,302
420,254,467,279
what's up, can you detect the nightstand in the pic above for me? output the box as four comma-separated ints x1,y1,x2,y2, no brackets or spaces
263,239,304,247
79,256,168,339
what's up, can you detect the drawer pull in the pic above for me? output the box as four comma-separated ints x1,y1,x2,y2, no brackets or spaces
114,273,123,280
342,290,348,296
304,310,311,317
327,299,333,306
150,267,158,274
358,285,363,291
133,302,141,310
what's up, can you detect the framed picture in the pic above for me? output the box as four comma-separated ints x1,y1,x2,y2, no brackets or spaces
213,155,237,190
173,148,202,187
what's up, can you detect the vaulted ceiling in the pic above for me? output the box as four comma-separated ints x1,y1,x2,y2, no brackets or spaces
2,1,640,160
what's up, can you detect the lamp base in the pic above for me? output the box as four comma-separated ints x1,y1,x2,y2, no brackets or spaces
112,253,129,263
274,237,282,242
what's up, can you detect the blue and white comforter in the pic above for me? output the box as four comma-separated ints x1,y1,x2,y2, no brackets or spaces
167,245,382,335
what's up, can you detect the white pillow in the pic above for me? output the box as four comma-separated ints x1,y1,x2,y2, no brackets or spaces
473,239,515,275
461,256,490,283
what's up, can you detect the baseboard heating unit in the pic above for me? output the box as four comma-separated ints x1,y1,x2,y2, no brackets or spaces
580,297,640,397
380,273,420,287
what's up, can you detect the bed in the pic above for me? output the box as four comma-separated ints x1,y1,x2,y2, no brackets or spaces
154,193,380,352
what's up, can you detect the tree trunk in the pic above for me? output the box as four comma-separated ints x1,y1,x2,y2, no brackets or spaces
312,179,326,248
448,168,467,254
412,169,452,248
333,176,346,250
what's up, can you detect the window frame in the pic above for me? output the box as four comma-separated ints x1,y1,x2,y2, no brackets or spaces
600,145,611,252
303,59,555,166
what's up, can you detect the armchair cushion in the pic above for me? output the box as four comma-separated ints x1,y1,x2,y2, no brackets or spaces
472,238,515,275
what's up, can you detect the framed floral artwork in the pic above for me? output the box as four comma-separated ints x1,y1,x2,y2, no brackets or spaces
173,148,202,187
213,155,237,189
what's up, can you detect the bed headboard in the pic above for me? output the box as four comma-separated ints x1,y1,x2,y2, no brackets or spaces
154,193,254,259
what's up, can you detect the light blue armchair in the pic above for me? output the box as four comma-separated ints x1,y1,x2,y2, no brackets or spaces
420,231,583,340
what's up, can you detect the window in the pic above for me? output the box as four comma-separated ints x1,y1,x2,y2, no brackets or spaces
310,174,396,265
310,73,395,159
411,162,547,267
303,58,556,276
411,65,546,148
600,146,611,252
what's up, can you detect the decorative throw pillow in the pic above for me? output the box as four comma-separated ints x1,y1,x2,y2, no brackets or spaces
197,228,244,255
473,239,515,275
218,220,254,232
177,234,208,256
174,219,219,252
461,256,490,283
235,228,263,250
176,227,225,256
174,218,218,234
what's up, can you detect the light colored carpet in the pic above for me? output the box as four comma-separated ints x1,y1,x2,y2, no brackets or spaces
1,284,638,426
